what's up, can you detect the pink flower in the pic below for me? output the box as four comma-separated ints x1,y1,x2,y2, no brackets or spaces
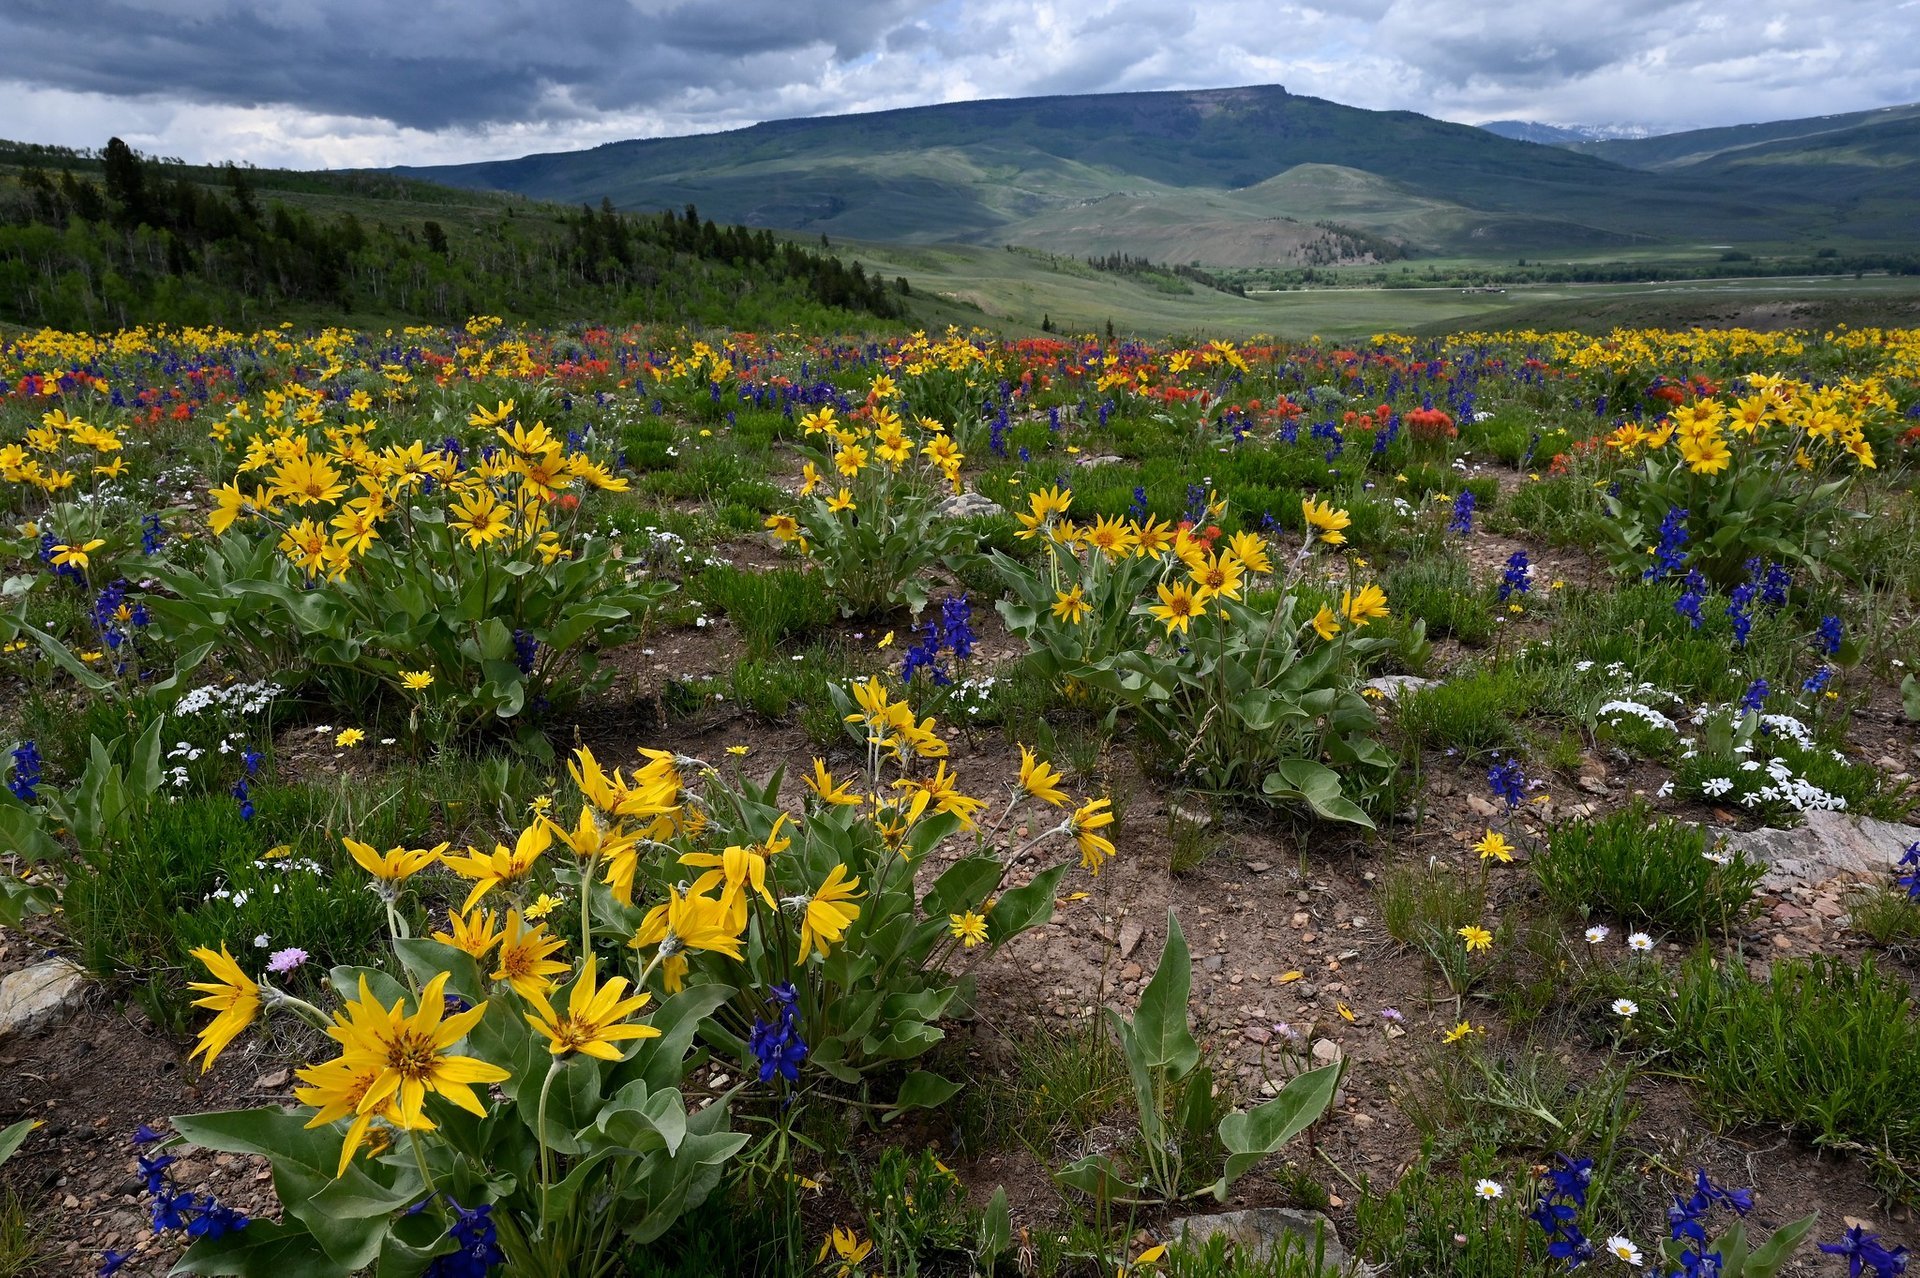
266,947,308,975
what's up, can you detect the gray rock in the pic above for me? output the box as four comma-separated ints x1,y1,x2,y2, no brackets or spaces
1361,675,1437,701
0,958,88,1038
933,491,1004,519
1072,453,1126,469
1168,1207,1348,1271
1727,810,1920,891
1310,1037,1343,1064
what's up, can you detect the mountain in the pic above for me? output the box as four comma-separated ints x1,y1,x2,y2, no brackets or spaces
1479,121,1659,145
389,85,1910,265
1574,102,1920,169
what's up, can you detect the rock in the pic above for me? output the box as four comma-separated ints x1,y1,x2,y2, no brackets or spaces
1362,675,1437,702
933,491,1004,519
254,1069,291,1090
1118,918,1145,959
1311,1038,1343,1065
1203,955,1225,973
1578,776,1609,795
0,959,88,1038
1121,962,1143,980
1727,810,1920,891
1167,1208,1349,1270
1247,861,1272,874
1244,1027,1272,1045
1466,795,1499,818
1073,453,1126,468
1170,803,1213,829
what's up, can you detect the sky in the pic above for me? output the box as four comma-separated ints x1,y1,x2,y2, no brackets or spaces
1,0,1916,169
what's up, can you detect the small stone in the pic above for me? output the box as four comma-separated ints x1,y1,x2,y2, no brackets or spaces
1578,776,1608,795
1244,1027,1272,1045
1167,1209,1348,1269
1202,955,1224,972
1466,795,1499,817
1311,1038,1343,1065
1121,962,1143,980
0,959,88,1039
1773,934,1795,949
254,1069,291,1090
1247,861,1272,874
1118,918,1144,959
933,491,1004,519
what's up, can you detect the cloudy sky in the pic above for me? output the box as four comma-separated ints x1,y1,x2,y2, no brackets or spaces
1,0,1915,169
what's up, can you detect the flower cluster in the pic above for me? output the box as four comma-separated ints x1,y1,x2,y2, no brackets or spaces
1528,1155,1596,1266
749,983,808,1085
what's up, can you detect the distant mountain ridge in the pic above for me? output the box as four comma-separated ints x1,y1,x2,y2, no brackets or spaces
387,85,1918,265
1478,120,1662,145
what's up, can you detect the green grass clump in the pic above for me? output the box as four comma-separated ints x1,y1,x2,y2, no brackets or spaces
1353,1140,1569,1278
1533,803,1763,937
1653,951,1920,1190
1383,554,1497,645
692,564,836,656
1395,663,1553,751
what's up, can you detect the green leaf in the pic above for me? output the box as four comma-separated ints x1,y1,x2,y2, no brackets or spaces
889,1070,961,1116
985,862,1068,943
977,1186,1012,1263
1212,1060,1342,1195
1903,674,1920,723
1053,1152,1141,1203
922,855,1003,918
1132,911,1200,1077
170,1218,354,1277
1745,1213,1818,1276
0,1118,35,1167
1262,760,1375,829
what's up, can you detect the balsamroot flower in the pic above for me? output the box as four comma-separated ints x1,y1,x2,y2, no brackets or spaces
523,955,660,1060
187,944,261,1072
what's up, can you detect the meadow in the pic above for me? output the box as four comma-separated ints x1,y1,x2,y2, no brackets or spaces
0,316,1916,1278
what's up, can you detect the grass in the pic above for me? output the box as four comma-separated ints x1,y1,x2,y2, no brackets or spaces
691,564,837,657
1394,662,1554,752
1381,554,1497,645
1532,803,1765,937
1846,886,1920,951
992,1018,1130,1154
1652,950,1920,1193
0,1192,42,1278
1352,1140,1567,1278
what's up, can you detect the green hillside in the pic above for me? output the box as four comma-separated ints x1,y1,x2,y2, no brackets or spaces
393,84,1884,263
1577,101,1920,169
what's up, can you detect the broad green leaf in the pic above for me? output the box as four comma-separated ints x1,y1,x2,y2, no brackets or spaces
0,1118,35,1166
1212,1060,1342,1195
889,1070,962,1116
1747,1213,1818,1275
1053,1152,1141,1203
170,1218,355,1277
985,862,1069,943
922,855,1002,918
1131,912,1200,1078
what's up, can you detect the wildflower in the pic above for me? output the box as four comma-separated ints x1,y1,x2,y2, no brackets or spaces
805,758,862,807
1380,1007,1404,1022
1447,491,1475,535
725,744,750,757
50,538,106,571
1442,1020,1478,1044
1474,830,1513,863
1738,679,1769,713
1612,998,1638,1018
1674,568,1707,629
524,955,660,1060
1017,744,1069,807
1148,580,1203,635
1051,585,1090,625
1475,1179,1505,1200
1341,583,1390,627
794,865,864,963
819,1226,875,1278
750,984,808,1084
1486,755,1527,809
320,971,506,1146
7,741,42,803
491,910,571,999
1818,1224,1908,1278
345,838,445,887
1069,797,1117,874
1499,550,1532,602
444,824,552,911
950,911,989,947
1606,1235,1644,1266
1311,604,1341,641
1817,614,1845,656
400,670,434,690
229,779,254,821
1301,497,1351,545
1803,666,1834,695
1627,932,1654,953
1458,925,1493,952
432,908,504,960
266,947,308,976
187,944,260,1071
336,728,366,749
1643,507,1690,581
422,1198,504,1278
1585,925,1610,943
523,892,565,921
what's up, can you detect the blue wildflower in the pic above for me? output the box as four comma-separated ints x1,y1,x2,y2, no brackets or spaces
1820,1225,1909,1278
1498,551,1532,602
1445,490,1475,535
1738,679,1769,713
1726,582,1758,648
1761,562,1792,610
749,984,808,1085
7,741,42,803
140,514,166,555
1674,569,1707,630
1803,666,1833,695
423,1198,505,1278
1487,755,1528,810
1643,507,1690,581
230,779,254,822
98,1251,130,1276
511,630,538,676
1816,615,1844,656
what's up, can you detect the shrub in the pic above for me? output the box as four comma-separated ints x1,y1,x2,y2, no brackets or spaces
1533,803,1763,937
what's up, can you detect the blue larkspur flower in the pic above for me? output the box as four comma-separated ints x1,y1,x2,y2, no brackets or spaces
1447,490,1475,535
7,741,42,803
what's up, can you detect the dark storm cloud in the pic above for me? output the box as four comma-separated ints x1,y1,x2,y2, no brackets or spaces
0,0,1915,167
0,0,935,130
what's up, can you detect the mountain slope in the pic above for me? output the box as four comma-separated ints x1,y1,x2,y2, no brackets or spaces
1576,102,1920,169
390,85,1903,263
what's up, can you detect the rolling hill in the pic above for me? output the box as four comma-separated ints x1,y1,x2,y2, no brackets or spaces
389,84,1909,266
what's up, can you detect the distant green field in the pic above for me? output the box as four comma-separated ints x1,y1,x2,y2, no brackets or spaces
861,239,1920,338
